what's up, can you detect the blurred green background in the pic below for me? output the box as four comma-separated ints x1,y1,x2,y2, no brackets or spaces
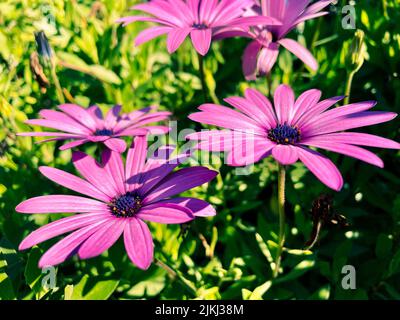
0,0,399,300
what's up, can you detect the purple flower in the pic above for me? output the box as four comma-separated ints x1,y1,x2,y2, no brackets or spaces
117,0,281,56
19,104,171,153
216,0,333,79
16,136,218,269
187,85,400,191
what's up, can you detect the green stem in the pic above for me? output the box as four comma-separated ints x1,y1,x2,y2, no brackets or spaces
155,258,197,297
197,53,207,102
273,164,286,278
266,72,272,99
343,70,355,106
50,64,65,104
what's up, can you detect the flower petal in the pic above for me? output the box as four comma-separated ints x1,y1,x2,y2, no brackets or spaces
244,88,278,128
272,144,299,165
78,219,126,259
137,203,194,224
157,197,216,217
72,151,117,198
124,218,153,270
101,149,126,195
279,38,318,71
274,84,295,124
167,28,191,54
16,195,108,214
19,212,110,250
135,26,172,46
144,167,218,204
57,104,98,131
297,147,343,191
301,137,385,167
314,132,400,149
257,43,280,75
126,136,148,191
242,40,262,81
38,221,106,268
190,29,212,56
39,166,111,202
104,138,127,153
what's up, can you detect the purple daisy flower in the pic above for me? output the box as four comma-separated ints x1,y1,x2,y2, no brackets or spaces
116,0,281,56
187,85,400,191
216,0,333,79
16,136,218,269
18,104,171,153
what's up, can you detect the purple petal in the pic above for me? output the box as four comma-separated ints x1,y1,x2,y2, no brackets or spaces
25,119,89,135
224,96,274,129
124,218,153,270
38,221,106,268
189,104,266,135
126,136,148,191
72,151,117,198
279,38,318,71
78,219,126,259
167,28,191,54
313,132,400,149
144,167,218,204
289,89,321,124
39,166,111,202
257,43,280,75
135,26,171,46
57,104,98,131
137,203,194,224
157,197,216,217
104,138,127,153
190,29,212,56
301,138,384,168
105,105,122,129
19,212,110,250
59,139,89,150
244,88,278,127
101,149,126,196
16,195,108,214
297,146,343,191
272,144,299,165
226,139,274,166
242,40,262,81
305,111,397,137
274,84,295,124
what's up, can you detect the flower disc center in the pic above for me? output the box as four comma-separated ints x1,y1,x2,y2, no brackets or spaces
192,23,208,30
268,123,301,145
109,193,142,218
94,129,113,136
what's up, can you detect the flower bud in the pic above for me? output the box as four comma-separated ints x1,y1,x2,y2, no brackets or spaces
345,29,366,73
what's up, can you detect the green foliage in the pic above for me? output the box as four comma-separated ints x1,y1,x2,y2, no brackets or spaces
0,0,399,300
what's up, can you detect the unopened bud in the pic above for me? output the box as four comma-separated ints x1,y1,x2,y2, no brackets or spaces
345,29,366,73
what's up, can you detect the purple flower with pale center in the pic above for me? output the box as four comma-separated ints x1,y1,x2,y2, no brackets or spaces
16,136,218,269
18,104,171,153
216,0,333,79
116,0,281,56
187,85,400,191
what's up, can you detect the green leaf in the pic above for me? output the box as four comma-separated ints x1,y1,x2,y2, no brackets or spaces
88,65,121,85
0,272,16,300
375,234,392,259
65,274,119,300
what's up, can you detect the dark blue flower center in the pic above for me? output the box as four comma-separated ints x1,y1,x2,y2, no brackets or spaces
192,23,208,30
268,123,301,145
94,129,113,136
109,193,142,218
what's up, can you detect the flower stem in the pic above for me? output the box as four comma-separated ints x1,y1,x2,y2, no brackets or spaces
197,53,208,102
266,72,272,99
343,70,355,106
50,64,65,104
273,164,286,278
155,258,197,297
